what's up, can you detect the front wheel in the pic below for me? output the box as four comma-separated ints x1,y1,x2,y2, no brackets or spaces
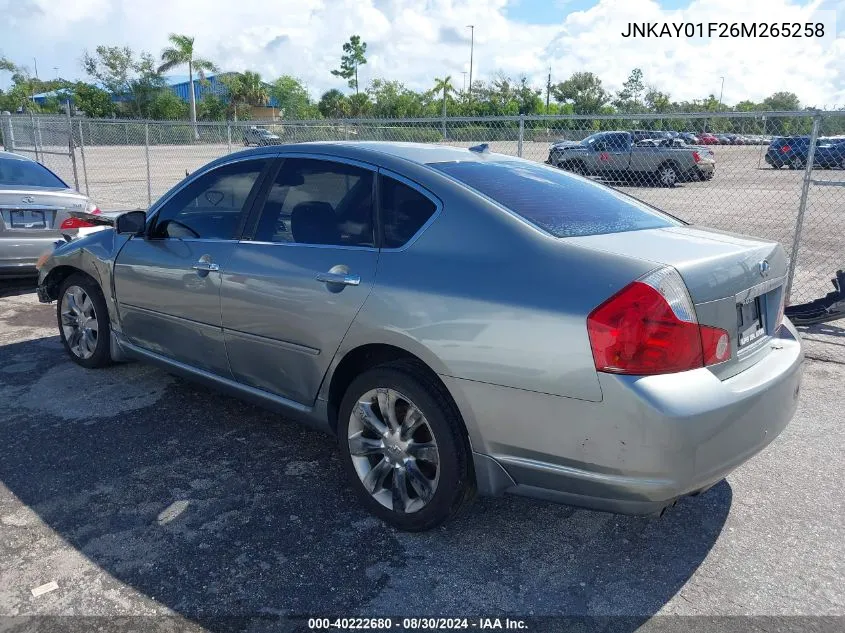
57,273,113,369
338,361,475,531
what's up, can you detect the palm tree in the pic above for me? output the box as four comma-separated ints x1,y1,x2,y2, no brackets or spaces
221,71,269,121
433,76,455,138
158,34,218,137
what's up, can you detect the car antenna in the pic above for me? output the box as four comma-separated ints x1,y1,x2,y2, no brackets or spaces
468,143,489,153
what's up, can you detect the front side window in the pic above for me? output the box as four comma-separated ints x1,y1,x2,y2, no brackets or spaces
380,175,437,248
151,159,268,239
254,158,375,247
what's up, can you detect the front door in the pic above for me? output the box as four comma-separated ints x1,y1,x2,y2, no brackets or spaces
221,156,379,405
114,158,271,376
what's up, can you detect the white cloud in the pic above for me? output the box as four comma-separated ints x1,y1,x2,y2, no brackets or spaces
1,0,843,107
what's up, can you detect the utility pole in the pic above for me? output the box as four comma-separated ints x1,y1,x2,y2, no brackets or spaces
466,25,474,101
718,76,725,111
462,71,467,93
546,66,551,114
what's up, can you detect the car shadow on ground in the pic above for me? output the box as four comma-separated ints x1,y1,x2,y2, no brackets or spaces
798,321,845,339
0,277,37,298
0,334,732,632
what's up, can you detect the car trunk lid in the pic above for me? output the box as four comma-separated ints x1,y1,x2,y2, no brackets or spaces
0,188,89,237
567,225,788,378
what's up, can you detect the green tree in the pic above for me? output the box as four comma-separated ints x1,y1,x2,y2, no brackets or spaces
198,93,228,121
158,34,218,134
221,71,268,120
71,82,115,117
331,35,367,94
762,91,801,111
270,75,314,119
613,68,645,112
432,76,455,119
148,89,189,120
348,92,371,117
552,72,609,114
318,89,349,118
0,56,16,73
82,46,165,117
366,79,425,118
644,87,672,113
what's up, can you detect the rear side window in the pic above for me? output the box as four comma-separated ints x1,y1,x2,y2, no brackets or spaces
0,158,67,188
380,175,437,248
429,160,679,238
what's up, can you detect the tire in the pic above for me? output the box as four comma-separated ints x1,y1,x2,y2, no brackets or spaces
337,360,476,531
789,157,805,170
656,163,679,187
56,273,113,369
561,161,586,176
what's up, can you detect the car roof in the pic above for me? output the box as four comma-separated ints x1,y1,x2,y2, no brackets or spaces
0,151,38,163
221,141,520,168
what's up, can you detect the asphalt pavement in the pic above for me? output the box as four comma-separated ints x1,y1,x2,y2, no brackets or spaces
0,284,843,633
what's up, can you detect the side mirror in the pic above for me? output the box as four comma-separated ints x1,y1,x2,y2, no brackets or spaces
115,210,147,236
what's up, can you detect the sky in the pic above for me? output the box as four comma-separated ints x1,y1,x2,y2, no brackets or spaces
1,0,844,107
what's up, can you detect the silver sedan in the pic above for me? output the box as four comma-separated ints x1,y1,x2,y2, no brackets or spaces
0,151,102,277
36,142,804,531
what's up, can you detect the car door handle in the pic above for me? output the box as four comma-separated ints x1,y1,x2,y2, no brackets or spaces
192,261,220,272
315,271,360,286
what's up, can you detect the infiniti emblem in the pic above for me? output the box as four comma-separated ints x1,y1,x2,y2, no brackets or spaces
758,260,770,277
21,195,34,204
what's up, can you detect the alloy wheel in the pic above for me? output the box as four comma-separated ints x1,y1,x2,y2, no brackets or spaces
347,388,440,514
60,285,99,360
659,166,677,186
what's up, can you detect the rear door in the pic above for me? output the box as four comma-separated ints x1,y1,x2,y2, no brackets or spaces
220,156,379,405
113,157,271,377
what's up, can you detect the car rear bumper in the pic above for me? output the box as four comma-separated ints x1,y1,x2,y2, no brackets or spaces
452,320,804,514
0,236,59,277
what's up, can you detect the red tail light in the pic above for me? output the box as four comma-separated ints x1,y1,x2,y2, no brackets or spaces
59,217,98,230
90,207,102,215
781,145,791,153
692,151,701,163
587,267,731,375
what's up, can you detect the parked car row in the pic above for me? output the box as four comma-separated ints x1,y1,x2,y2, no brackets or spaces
630,130,773,146
765,135,845,170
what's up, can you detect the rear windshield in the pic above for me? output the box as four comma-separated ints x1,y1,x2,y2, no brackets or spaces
429,160,679,238
0,157,67,188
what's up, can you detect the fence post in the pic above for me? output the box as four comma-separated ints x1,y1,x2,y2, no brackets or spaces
785,113,821,304
145,123,152,207
0,112,13,150
125,122,130,145
518,114,525,158
30,112,40,162
227,123,232,154
442,112,447,141
66,107,80,191
344,122,349,141
77,120,89,196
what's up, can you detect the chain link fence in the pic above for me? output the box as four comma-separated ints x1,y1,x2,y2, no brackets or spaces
2,111,843,305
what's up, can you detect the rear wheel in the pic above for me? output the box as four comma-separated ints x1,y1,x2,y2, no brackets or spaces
338,360,475,531
789,157,805,170
656,163,679,187
57,274,112,369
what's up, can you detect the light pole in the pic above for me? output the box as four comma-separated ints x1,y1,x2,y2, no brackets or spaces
32,58,39,79
461,71,467,93
718,76,725,111
466,25,474,101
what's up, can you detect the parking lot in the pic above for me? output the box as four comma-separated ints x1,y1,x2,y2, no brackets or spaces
1,277,844,630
